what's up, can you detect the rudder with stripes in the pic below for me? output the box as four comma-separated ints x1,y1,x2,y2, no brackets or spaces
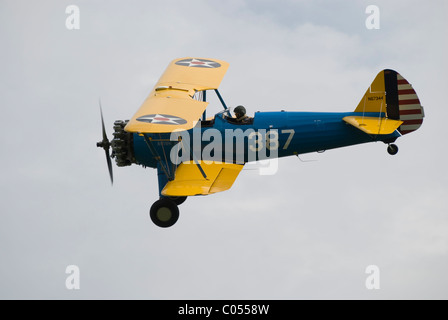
355,69,424,135
395,71,424,135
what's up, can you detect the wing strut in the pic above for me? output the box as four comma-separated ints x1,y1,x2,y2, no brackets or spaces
215,89,231,116
143,133,207,181
190,148,208,180
142,134,174,181
202,90,207,121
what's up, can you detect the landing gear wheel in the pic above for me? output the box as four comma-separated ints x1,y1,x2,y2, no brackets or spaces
387,144,399,155
150,198,179,228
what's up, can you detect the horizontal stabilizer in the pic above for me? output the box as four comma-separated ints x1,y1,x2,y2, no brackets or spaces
162,161,243,197
343,116,403,135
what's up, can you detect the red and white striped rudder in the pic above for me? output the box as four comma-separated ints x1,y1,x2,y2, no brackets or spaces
396,73,425,135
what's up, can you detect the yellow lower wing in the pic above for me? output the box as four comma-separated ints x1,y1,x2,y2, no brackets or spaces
162,161,244,197
343,116,403,135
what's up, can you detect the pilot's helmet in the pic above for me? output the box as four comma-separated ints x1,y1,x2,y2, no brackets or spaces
234,105,246,117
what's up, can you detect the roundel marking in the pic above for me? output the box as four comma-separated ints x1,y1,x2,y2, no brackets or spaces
136,114,188,125
175,58,221,68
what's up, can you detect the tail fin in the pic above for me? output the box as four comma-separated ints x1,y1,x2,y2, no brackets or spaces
355,70,424,135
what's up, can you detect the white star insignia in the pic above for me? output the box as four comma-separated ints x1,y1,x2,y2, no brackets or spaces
176,58,221,68
137,114,187,125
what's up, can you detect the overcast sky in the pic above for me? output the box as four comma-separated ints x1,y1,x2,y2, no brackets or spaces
1,0,447,299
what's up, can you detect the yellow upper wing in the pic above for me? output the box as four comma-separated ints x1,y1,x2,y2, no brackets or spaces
125,58,229,133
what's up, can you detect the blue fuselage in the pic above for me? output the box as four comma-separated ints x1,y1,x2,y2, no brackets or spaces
133,111,400,168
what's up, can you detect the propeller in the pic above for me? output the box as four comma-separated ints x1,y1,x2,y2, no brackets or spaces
96,99,114,184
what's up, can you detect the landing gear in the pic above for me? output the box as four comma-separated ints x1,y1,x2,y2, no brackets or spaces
150,198,179,228
387,144,399,155
167,196,187,206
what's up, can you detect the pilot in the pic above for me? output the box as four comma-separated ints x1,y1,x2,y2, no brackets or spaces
233,105,251,124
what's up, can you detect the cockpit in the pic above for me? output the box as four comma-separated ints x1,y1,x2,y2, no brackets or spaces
200,108,254,127
225,114,254,125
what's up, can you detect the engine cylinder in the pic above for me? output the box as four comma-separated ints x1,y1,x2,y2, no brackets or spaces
111,120,135,166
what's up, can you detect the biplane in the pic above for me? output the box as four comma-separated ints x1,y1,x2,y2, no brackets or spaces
97,57,424,228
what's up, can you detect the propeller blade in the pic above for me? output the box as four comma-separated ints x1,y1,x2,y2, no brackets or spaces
105,149,114,185
99,99,108,143
97,99,113,185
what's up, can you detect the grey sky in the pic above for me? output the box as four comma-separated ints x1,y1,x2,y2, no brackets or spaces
0,0,447,299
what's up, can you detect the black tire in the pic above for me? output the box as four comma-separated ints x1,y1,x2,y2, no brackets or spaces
150,198,179,228
387,144,399,155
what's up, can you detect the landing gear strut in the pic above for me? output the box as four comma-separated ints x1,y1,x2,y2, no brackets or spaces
387,144,399,155
168,196,187,206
